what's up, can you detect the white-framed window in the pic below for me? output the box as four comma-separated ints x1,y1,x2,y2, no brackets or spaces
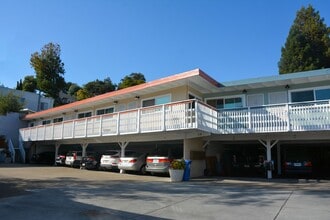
206,95,244,110
247,94,264,107
53,117,63,123
42,120,51,125
268,91,288,104
142,94,171,107
77,111,92,119
289,86,330,103
96,107,114,115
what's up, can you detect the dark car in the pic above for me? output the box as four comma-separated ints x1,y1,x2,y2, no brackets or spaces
80,152,102,170
284,158,312,175
31,151,55,165
283,149,313,176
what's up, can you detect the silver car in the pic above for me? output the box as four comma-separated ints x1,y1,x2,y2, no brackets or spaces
146,147,183,174
118,151,148,174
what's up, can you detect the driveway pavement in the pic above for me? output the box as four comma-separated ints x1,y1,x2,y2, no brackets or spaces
0,164,329,220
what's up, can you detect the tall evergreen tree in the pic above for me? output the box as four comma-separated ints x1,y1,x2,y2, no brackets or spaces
278,5,330,74
30,43,66,105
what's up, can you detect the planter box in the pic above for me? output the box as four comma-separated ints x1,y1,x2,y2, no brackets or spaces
169,169,184,182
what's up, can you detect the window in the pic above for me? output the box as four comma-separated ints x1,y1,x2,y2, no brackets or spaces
247,94,264,107
142,99,155,107
291,90,314,103
77,112,92,119
42,120,51,125
53,117,63,123
96,107,114,115
142,95,171,107
315,88,330,100
290,87,330,103
207,96,243,110
269,91,287,104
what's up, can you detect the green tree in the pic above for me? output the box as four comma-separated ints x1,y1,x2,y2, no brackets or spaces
16,79,23,90
83,77,116,97
0,93,24,115
67,83,81,97
75,89,90,101
117,73,146,90
278,5,330,74
22,75,37,92
30,42,66,105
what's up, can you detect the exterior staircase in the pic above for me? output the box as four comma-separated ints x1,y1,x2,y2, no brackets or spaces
0,137,25,164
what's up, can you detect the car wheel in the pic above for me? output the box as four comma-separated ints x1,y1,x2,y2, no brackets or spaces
140,165,147,175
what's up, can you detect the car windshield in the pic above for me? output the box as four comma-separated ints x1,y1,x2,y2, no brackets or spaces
103,151,119,156
124,151,141,157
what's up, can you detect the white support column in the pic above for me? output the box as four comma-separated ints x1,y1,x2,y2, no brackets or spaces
118,142,129,174
55,143,60,166
259,139,278,179
81,143,88,157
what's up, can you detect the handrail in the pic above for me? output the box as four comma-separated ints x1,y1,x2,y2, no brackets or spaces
19,99,330,140
7,138,15,163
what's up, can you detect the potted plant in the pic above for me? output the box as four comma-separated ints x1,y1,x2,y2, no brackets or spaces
169,159,185,182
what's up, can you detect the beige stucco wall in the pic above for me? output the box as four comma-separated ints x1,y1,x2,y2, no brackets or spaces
183,137,206,178
33,85,191,125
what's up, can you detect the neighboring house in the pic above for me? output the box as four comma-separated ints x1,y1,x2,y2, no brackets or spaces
19,68,330,178
0,86,54,162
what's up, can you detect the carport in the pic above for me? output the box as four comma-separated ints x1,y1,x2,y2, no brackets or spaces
205,130,330,179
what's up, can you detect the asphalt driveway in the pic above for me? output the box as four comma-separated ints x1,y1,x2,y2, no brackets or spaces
0,164,329,220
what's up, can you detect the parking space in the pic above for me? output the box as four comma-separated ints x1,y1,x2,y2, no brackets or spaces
1,164,330,220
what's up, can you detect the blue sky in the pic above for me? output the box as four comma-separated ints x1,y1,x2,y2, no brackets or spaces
1,0,330,88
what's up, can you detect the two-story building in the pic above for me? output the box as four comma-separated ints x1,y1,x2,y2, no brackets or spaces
19,68,330,179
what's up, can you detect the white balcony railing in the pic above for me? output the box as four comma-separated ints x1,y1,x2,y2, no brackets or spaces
218,100,330,134
19,100,218,142
19,99,330,142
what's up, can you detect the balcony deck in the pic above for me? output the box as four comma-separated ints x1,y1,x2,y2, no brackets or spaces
19,100,218,142
218,100,330,134
19,99,330,142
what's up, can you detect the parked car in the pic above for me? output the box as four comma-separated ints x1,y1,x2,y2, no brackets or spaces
283,149,313,176
65,151,82,168
146,147,182,174
80,152,102,170
99,150,121,170
55,154,66,166
283,158,312,175
118,151,148,174
31,151,55,165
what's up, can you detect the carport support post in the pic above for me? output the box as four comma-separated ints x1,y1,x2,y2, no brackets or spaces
277,143,281,175
81,143,88,157
259,139,278,179
118,142,129,174
55,143,60,165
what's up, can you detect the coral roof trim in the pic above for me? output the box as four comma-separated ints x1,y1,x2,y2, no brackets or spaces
23,69,218,120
